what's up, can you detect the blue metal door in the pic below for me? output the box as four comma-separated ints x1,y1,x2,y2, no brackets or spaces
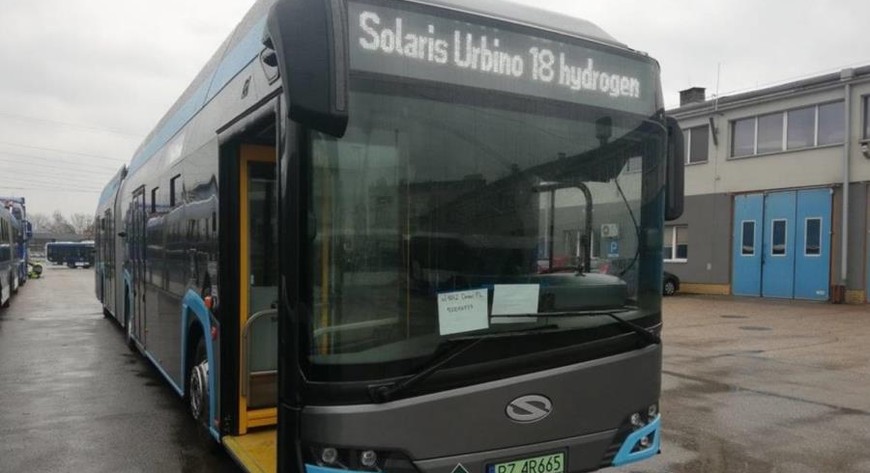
794,189,831,300
762,191,797,298
732,194,763,296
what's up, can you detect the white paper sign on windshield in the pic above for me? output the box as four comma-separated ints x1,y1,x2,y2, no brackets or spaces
491,284,540,316
438,289,489,335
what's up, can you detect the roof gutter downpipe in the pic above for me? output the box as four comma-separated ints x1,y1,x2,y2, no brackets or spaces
840,71,853,301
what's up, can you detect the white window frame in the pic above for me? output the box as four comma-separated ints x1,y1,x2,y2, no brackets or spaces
756,112,784,154
731,100,846,157
740,220,756,257
565,229,599,259
770,219,788,257
786,106,817,150
664,225,688,263
864,95,870,140
685,125,709,164
731,117,758,158
804,217,823,257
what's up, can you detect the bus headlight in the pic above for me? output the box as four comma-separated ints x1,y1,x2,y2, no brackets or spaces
307,445,419,473
360,450,378,468
629,403,659,431
321,447,339,465
630,413,644,428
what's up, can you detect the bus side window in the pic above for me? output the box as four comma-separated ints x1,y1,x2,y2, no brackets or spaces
151,187,159,214
170,175,182,207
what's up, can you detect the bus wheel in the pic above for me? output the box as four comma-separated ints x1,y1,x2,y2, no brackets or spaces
124,292,136,352
188,339,209,425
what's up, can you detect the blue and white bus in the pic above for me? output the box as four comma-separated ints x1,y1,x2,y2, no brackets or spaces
95,1,685,472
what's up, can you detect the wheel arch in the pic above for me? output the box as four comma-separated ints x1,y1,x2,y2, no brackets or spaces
180,289,220,440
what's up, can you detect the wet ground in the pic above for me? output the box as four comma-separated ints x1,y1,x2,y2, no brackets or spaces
0,266,241,473
3,269,870,472
607,295,870,473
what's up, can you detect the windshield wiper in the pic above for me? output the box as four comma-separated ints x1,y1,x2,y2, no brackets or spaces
368,324,558,404
368,312,658,404
538,310,661,345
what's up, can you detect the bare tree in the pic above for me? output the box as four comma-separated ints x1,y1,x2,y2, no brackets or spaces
28,213,52,233
69,213,95,238
51,210,76,235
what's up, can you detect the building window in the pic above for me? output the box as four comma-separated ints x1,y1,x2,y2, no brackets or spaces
686,125,709,164
732,101,845,157
818,102,845,145
864,96,870,139
732,118,756,157
170,175,181,207
805,218,822,256
787,106,815,150
563,229,599,260
757,113,783,154
664,225,688,262
771,219,787,256
741,221,756,256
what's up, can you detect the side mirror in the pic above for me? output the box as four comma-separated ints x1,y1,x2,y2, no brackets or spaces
24,221,33,240
265,0,349,137
664,116,685,221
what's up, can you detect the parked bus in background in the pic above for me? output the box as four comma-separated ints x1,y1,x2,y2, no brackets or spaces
95,0,684,472
45,241,95,268
0,196,32,286
0,206,22,308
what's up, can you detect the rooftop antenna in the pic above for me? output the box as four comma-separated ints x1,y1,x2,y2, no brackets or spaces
709,63,722,147
714,63,721,111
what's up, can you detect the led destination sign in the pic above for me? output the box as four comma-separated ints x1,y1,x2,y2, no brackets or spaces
348,2,658,115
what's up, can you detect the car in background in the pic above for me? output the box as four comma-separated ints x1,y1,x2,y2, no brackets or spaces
663,271,680,296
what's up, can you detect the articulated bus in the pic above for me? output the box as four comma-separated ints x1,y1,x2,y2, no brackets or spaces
95,0,684,472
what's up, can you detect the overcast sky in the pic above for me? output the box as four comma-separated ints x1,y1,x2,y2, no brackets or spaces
1,0,868,219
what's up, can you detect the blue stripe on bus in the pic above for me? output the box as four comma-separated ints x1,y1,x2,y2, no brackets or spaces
127,17,267,175
180,289,220,442
611,415,661,467
98,175,122,206
206,17,267,102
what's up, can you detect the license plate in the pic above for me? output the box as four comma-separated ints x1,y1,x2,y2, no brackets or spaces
489,452,565,473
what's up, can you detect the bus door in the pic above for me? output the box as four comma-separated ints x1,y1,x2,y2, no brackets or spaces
238,145,278,434
131,189,147,345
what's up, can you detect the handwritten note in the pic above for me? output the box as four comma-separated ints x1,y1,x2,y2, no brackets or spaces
437,289,489,336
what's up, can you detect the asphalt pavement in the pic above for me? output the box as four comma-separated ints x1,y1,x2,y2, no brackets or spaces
610,294,870,473
0,266,241,473
4,268,870,472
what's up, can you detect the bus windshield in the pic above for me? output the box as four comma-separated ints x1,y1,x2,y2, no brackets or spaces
305,77,666,381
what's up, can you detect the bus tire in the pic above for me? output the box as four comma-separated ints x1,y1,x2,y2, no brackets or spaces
187,337,209,427
124,289,136,352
